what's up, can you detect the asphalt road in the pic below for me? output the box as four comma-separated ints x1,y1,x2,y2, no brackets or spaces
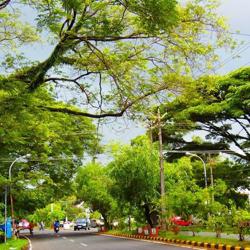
21,229,195,250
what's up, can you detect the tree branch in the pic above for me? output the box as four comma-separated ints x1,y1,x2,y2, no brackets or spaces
37,84,169,118
0,0,11,9
72,33,152,42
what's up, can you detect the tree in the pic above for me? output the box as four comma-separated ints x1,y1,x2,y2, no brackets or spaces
164,157,205,221
0,0,231,118
207,202,229,238
75,163,116,228
0,0,11,10
211,161,249,208
0,87,98,217
108,136,160,227
231,208,250,241
30,203,66,226
159,67,250,161
183,157,249,208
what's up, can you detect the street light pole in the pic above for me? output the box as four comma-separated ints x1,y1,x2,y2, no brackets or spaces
186,152,207,189
9,157,20,233
8,154,31,234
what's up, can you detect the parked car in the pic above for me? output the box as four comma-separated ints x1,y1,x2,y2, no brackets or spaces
15,219,34,236
74,218,87,231
170,216,192,226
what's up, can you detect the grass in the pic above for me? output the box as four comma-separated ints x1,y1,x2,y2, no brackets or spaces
159,231,250,248
0,238,28,250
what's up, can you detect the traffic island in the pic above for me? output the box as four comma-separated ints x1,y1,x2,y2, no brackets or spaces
99,231,250,250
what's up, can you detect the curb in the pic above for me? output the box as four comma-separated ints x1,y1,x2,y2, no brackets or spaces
101,232,249,250
20,235,32,250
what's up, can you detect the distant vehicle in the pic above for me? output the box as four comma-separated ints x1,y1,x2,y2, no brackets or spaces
90,219,97,228
170,216,192,226
59,221,64,228
95,219,104,227
16,219,34,236
74,218,87,231
63,221,74,230
18,219,31,230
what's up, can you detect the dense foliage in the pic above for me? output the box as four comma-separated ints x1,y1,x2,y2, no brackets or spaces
0,86,98,217
159,67,250,162
0,0,231,118
75,163,117,227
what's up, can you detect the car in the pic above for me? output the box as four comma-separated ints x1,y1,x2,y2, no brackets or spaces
15,219,34,236
170,216,192,226
74,218,87,231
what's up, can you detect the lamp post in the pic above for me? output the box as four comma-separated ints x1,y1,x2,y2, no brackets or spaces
8,154,31,234
186,152,207,189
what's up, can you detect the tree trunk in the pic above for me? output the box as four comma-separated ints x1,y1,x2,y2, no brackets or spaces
102,214,109,229
238,227,244,241
128,215,131,231
143,204,153,228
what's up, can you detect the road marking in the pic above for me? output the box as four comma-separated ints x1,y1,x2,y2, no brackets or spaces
70,239,75,242
62,236,67,240
80,243,88,247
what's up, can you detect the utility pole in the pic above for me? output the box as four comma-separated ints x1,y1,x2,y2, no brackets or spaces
157,107,166,230
148,122,153,144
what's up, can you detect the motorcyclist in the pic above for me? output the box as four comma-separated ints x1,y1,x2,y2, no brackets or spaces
53,220,60,233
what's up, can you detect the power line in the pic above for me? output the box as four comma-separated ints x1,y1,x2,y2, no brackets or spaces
216,45,250,71
205,29,250,38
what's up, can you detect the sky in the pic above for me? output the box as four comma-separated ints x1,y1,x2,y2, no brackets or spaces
217,0,250,74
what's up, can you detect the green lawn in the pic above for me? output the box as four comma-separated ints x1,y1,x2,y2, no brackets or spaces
159,231,250,248
0,238,28,250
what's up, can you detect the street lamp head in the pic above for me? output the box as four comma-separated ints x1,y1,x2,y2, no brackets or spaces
24,154,31,158
16,154,31,163
185,152,193,156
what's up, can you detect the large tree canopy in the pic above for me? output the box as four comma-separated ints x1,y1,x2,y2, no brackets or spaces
159,67,250,161
0,0,231,118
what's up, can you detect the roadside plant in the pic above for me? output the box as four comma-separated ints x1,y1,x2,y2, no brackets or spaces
207,202,229,238
231,208,250,241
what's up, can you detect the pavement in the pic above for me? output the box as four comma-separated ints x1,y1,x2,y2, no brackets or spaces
20,229,197,250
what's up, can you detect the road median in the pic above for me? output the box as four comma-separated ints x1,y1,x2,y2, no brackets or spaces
99,231,250,250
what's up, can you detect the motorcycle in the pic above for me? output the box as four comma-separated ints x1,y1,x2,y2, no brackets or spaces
54,226,59,233
54,220,60,233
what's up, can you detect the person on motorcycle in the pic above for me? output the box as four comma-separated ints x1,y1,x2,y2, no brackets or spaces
53,220,60,233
